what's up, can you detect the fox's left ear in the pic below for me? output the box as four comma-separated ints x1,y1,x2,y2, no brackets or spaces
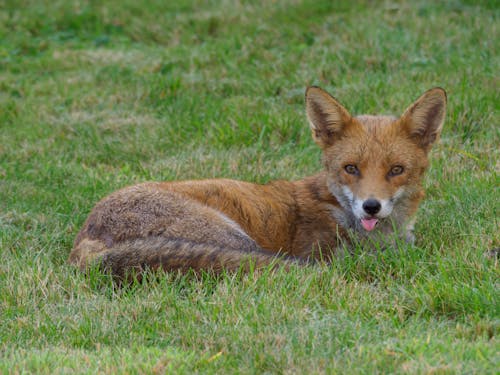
401,87,447,150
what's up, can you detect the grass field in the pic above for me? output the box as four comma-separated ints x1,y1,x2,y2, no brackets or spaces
1,0,499,373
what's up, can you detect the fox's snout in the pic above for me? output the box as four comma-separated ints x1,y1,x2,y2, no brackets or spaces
353,194,397,219
356,196,396,232
342,187,402,232
341,185,399,232
362,199,381,215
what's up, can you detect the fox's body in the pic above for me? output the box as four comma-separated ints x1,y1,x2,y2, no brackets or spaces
69,87,446,277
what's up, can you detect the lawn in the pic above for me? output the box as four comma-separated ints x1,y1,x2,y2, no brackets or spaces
0,0,498,373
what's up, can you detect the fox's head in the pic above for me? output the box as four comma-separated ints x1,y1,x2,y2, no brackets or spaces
305,86,446,238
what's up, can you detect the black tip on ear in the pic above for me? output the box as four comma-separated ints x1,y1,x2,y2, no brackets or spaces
305,85,321,98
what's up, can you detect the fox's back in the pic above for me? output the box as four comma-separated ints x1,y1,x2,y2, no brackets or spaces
157,179,298,251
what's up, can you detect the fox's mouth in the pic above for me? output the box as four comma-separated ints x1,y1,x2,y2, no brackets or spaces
360,218,378,231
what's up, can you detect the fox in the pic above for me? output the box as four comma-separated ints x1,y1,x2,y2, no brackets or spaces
69,86,447,278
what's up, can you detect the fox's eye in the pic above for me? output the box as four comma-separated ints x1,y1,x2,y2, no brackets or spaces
344,164,359,175
389,165,404,176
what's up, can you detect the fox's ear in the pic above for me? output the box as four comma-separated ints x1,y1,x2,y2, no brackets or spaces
401,87,447,150
305,86,352,148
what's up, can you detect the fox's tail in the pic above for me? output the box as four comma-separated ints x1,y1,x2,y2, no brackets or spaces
69,236,304,279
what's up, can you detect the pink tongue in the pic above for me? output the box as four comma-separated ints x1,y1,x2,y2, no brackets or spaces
361,218,378,231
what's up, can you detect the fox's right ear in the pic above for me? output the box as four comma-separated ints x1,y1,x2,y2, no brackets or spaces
305,86,352,148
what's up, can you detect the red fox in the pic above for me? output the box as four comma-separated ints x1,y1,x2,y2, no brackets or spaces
69,86,447,277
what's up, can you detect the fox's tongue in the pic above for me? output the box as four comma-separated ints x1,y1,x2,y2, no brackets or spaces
361,218,378,231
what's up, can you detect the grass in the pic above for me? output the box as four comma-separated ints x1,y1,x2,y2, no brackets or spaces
0,0,498,373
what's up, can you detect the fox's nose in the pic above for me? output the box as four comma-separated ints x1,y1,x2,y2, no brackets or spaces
362,199,381,215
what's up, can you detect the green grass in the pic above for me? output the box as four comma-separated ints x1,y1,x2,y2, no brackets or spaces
1,0,499,373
